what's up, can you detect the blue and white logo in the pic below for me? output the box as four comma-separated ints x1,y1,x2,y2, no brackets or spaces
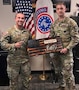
37,14,53,33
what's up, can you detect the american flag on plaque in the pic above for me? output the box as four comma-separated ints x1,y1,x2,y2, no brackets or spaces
15,0,35,38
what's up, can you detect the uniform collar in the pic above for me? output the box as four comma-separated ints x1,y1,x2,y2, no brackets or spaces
57,16,67,22
14,25,25,31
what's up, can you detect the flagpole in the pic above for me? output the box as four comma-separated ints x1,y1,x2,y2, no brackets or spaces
39,54,48,80
36,0,54,80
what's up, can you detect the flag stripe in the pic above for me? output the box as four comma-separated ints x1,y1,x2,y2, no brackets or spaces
26,15,33,29
25,14,35,35
29,24,34,33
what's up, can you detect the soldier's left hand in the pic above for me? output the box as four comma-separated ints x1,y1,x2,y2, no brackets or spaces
60,48,68,54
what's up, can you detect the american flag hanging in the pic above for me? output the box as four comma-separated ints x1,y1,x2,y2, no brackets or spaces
15,0,35,38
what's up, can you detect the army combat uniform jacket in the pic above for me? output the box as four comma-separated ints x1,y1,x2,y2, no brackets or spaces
50,17,79,89
0,26,31,62
0,26,32,90
50,16,79,50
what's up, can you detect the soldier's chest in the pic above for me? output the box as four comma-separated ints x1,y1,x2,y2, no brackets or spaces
11,30,29,42
54,22,70,36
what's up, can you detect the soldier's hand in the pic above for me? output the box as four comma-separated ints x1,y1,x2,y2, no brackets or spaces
60,48,68,54
14,41,24,48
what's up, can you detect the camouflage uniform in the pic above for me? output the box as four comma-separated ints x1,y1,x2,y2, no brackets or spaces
50,17,79,90
0,26,31,90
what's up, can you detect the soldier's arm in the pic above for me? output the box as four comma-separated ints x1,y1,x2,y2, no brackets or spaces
66,20,79,50
49,24,56,38
0,31,16,53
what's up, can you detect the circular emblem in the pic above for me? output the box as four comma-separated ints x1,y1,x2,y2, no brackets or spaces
37,13,54,34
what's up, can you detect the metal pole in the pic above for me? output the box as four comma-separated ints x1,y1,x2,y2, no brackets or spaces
39,54,47,80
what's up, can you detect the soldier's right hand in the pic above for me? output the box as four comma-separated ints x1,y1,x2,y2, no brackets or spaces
14,41,24,48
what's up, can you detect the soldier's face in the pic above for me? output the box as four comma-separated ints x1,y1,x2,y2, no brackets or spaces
15,13,25,27
56,4,66,17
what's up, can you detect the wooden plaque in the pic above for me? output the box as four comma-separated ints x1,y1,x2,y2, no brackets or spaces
27,36,63,56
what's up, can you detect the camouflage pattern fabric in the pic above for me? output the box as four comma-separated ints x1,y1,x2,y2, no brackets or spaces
0,26,31,90
50,17,79,90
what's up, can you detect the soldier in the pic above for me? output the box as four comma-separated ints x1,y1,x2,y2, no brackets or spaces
50,1,79,90
0,13,32,90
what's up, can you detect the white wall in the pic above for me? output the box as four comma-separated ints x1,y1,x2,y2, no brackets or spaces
0,0,79,33
0,0,15,33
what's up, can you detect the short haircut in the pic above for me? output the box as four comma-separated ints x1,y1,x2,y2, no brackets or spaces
56,1,66,7
15,12,25,18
